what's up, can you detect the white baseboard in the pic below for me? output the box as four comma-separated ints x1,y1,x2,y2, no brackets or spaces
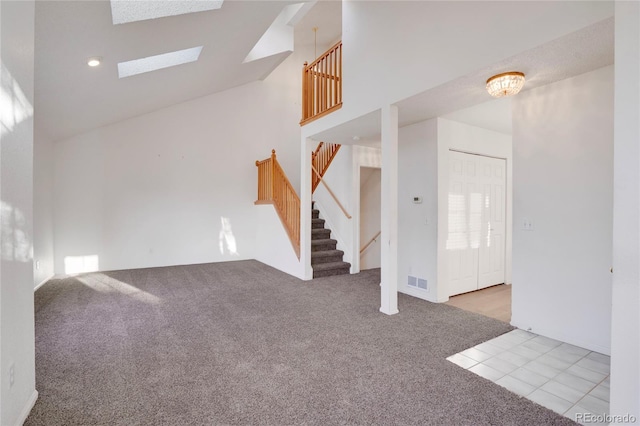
34,274,55,291
398,286,438,303
15,390,38,426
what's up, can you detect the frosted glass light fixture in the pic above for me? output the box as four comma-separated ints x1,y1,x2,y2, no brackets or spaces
486,71,525,98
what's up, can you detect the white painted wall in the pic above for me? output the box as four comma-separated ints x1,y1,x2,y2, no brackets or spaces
610,2,640,419
255,205,303,279
397,119,439,302
0,1,38,424
359,167,381,270
511,66,613,354
302,1,613,145
396,118,512,304
33,129,54,288
342,1,613,113
52,46,313,274
437,118,513,301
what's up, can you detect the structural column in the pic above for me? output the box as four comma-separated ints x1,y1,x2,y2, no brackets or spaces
610,1,640,420
380,104,399,315
300,137,314,280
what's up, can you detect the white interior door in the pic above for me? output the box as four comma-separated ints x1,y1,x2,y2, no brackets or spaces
478,156,506,289
447,152,480,295
447,151,506,296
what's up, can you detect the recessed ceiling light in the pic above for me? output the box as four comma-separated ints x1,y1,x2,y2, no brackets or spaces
110,0,224,25
117,46,203,78
87,57,102,67
352,136,361,141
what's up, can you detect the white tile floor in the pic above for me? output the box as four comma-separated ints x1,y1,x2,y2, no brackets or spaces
447,329,610,425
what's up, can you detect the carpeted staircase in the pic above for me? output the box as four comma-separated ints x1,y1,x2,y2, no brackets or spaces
311,203,351,278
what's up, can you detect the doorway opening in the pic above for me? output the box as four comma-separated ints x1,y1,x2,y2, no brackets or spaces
359,166,381,270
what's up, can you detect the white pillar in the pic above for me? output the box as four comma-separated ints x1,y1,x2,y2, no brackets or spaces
611,2,640,421
380,104,399,315
300,137,314,280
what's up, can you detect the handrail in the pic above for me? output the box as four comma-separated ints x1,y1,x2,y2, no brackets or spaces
311,141,341,193
311,165,352,219
255,150,300,258
360,231,381,254
301,41,342,126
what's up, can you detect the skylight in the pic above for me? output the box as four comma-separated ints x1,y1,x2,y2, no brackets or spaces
118,46,203,78
110,0,224,25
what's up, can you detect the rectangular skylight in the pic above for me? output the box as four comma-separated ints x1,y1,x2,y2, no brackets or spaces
118,46,203,78
111,0,224,25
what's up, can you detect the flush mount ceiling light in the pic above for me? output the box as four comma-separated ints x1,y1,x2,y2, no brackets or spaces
486,71,525,98
87,57,102,67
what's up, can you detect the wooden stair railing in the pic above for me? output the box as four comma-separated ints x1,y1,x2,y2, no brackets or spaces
255,150,300,259
311,142,341,193
310,141,351,219
300,41,342,126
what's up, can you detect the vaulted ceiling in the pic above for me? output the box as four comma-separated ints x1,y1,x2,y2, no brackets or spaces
35,0,340,142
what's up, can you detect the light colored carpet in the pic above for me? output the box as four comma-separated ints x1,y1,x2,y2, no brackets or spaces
26,260,575,425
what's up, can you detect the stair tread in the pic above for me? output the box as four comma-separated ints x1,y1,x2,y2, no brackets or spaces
311,228,330,233
311,238,337,245
313,261,351,271
311,218,325,223
311,249,344,257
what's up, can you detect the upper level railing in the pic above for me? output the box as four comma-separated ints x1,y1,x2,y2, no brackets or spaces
255,150,300,258
300,41,342,126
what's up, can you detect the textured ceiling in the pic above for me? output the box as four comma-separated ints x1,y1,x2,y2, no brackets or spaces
35,0,319,142
397,17,614,130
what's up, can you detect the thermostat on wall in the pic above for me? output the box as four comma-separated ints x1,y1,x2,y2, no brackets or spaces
413,196,422,204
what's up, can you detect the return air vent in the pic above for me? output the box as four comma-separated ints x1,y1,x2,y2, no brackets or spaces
408,275,427,290
417,278,428,290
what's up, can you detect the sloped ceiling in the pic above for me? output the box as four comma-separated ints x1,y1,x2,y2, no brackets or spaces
35,0,315,141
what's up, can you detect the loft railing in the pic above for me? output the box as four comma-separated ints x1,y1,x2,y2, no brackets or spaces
300,41,342,126
255,150,300,258
311,142,341,193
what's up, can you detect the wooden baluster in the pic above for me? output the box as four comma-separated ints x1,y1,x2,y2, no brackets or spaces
320,58,324,112
271,150,276,200
333,49,336,106
327,52,331,108
313,64,320,115
338,44,342,104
